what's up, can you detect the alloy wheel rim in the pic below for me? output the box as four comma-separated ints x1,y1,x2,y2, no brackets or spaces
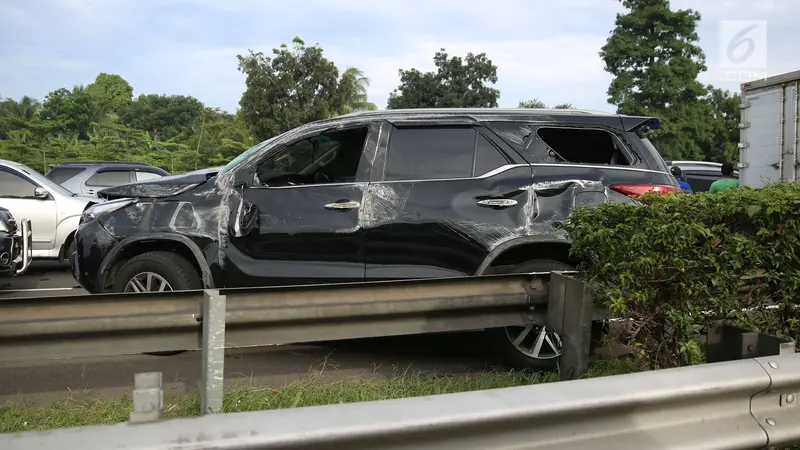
505,324,562,359
125,272,173,293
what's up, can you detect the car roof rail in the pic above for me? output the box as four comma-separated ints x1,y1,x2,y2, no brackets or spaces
53,161,154,166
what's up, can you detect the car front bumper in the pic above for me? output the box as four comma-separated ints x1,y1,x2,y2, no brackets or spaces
71,220,117,293
0,218,32,277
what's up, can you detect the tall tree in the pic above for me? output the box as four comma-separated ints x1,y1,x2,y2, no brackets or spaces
86,73,134,114
599,0,709,160
237,37,342,140
39,85,109,140
387,49,500,109
336,67,377,115
518,99,574,109
0,95,43,139
701,86,740,163
119,93,205,141
0,95,42,121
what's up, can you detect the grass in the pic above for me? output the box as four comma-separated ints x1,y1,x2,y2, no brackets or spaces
0,359,641,434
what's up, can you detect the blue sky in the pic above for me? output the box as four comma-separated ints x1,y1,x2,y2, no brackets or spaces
1,0,798,114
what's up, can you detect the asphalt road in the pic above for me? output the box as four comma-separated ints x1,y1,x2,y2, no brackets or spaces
0,260,87,298
0,263,503,404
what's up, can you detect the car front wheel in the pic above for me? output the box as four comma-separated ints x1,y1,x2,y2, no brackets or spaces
114,251,202,356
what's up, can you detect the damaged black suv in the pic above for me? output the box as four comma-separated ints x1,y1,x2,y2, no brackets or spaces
72,108,678,369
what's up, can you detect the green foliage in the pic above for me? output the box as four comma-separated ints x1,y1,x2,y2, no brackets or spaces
119,93,205,141
563,183,800,368
85,73,134,113
0,95,43,139
599,0,739,162
0,80,256,174
387,48,500,109
518,99,574,109
336,67,378,115
39,85,109,140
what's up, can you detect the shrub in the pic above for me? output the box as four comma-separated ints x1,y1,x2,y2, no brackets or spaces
562,183,800,369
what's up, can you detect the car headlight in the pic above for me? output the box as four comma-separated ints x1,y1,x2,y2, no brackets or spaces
81,198,136,223
0,220,8,233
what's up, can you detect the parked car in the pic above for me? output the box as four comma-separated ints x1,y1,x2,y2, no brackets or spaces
46,161,171,198
71,108,678,369
0,159,99,262
0,206,31,277
665,161,740,193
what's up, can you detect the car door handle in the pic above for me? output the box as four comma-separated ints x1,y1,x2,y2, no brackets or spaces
477,198,518,208
323,200,360,211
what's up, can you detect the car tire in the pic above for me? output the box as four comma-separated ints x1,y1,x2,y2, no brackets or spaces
114,251,203,356
63,238,77,270
482,258,605,371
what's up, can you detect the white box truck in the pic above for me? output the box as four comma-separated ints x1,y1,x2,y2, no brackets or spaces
739,70,800,188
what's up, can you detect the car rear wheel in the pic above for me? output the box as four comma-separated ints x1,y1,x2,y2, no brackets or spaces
114,251,202,356
483,259,603,371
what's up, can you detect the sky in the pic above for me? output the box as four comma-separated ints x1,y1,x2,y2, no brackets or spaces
1,0,798,114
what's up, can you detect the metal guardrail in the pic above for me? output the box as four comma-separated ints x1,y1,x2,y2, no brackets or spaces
0,271,601,413
0,271,570,361
3,351,799,449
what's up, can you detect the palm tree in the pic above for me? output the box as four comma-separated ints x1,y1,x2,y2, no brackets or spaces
336,67,377,116
0,95,42,122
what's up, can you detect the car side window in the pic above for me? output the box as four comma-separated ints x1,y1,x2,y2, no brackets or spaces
535,127,632,165
254,127,368,187
474,133,510,176
86,170,133,187
46,167,85,184
0,170,38,198
135,171,163,181
384,126,509,181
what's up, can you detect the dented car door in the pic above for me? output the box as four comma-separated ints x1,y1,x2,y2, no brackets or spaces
222,123,378,287
362,121,536,280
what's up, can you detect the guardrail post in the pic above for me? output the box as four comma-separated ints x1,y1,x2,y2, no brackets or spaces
129,371,163,423
201,289,226,415
547,271,592,381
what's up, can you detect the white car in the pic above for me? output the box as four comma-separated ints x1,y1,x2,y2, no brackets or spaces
0,159,100,262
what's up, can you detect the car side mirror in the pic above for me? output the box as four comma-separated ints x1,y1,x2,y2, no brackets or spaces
33,187,49,199
230,190,259,238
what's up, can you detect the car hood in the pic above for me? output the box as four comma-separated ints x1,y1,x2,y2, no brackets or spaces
97,169,220,200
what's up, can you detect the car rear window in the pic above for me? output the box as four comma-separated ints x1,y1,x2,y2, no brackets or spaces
46,167,85,184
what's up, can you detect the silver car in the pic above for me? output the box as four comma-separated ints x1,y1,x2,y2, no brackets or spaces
46,161,170,198
0,160,99,261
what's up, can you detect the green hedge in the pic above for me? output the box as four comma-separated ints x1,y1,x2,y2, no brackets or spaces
562,182,800,368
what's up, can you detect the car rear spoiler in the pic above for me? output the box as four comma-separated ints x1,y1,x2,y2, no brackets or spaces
620,116,661,136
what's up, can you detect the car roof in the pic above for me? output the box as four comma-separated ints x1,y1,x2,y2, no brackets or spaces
305,108,658,131
49,161,160,168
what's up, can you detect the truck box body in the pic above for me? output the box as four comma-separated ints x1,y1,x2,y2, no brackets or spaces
739,70,800,188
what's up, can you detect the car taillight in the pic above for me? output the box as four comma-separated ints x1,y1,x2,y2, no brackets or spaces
608,184,680,197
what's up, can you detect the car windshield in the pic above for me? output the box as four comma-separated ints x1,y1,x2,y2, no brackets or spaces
15,163,77,197
219,136,280,176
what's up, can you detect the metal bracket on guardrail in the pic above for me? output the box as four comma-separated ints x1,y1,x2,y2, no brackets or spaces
130,372,164,424
547,272,593,381
200,289,227,416
707,324,796,363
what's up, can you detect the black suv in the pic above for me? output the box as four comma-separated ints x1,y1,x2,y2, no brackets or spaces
71,108,678,369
